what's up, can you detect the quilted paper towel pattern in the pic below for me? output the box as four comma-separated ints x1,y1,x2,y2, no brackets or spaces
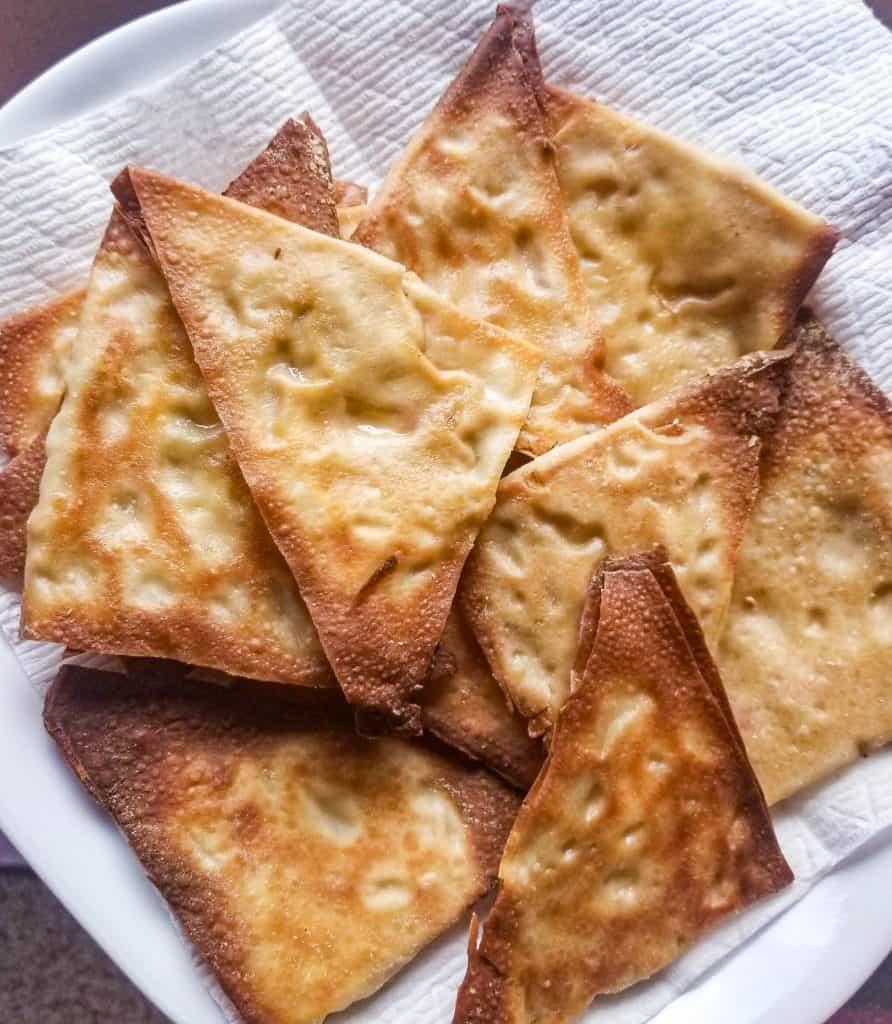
0,2,891,1022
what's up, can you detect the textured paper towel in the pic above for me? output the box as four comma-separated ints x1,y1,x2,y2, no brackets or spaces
1,1,891,1022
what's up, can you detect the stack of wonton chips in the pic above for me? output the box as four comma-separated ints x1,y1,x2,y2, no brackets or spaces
7,4,892,1022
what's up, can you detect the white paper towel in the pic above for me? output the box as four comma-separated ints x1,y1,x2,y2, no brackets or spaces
1,1,891,1022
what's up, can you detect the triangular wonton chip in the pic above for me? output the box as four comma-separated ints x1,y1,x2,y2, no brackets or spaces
454,550,791,1023
719,314,892,803
354,5,631,456
23,118,336,686
547,86,837,407
461,351,788,733
220,115,340,234
45,664,519,1024
425,607,544,789
128,166,541,734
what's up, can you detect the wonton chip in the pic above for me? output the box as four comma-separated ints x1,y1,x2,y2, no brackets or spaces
462,351,788,733
454,551,791,1023
128,166,541,734
548,85,837,407
719,314,892,803
23,118,336,686
221,113,339,234
354,5,631,456
45,664,519,1024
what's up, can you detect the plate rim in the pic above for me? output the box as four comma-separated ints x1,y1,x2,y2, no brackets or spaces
0,0,279,149
1,3,892,1023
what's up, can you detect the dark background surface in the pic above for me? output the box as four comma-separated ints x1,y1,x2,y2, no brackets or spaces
1,1,892,1022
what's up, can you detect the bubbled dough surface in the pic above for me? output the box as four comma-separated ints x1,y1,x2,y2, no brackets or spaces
463,563,788,1022
23,214,328,684
355,9,631,457
359,110,624,456
172,734,477,1023
131,169,540,719
549,86,835,406
719,320,892,804
463,399,749,730
46,666,520,1024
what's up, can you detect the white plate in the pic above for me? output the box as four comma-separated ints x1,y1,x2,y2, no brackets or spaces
1,4,892,1023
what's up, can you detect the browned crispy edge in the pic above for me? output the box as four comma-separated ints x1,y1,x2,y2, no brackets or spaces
454,554,791,1022
655,347,791,447
122,656,339,709
331,556,468,737
768,308,892,471
27,607,333,689
113,114,338,248
134,653,540,803
0,432,47,581
424,609,545,790
455,912,507,1024
45,663,520,1024
353,3,548,255
110,168,154,254
570,553,605,695
222,113,339,235
0,286,85,456
442,3,547,118
774,228,839,342
25,615,333,690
